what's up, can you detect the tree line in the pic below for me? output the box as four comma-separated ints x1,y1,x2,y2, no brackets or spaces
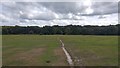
2,24,120,35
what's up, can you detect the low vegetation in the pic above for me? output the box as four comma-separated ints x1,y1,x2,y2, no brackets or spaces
60,35,118,66
3,35,68,66
2,35,118,66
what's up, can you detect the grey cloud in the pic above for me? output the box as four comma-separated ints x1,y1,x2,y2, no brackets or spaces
98,15,106,19
118,2,120,13
40,2,85,14
39,2,118,16
17,2,60,20
81,2,118,16
0,2,118,26
1,2,118,20
1,2,59,21
20,12,57,20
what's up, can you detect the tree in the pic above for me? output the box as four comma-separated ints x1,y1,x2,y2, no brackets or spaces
2,24,120,35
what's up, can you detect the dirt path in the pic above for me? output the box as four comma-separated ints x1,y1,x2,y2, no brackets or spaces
60,40,74,66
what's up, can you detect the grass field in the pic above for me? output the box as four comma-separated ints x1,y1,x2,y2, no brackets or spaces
60,35,118,66
2,35,118,66
3,35,68,66
0,35,2,67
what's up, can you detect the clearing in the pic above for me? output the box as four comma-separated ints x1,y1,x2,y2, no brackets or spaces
2,35,118,66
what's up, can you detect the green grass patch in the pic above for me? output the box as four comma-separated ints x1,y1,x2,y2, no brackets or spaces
2,35,118,66
2,35,67,66
60,35,118,66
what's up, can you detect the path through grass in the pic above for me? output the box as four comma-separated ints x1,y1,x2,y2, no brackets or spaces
2,35,118,66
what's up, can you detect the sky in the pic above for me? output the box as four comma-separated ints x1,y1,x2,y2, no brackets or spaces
0,0,119,27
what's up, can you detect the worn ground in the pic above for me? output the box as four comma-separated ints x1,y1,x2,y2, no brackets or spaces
2,35,118,66
2,35,68,66
60,35,118,66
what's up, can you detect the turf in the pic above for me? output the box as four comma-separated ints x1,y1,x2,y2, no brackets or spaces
2,35,118,66
60,35,118,66
2,35,67,66
0,35,2,67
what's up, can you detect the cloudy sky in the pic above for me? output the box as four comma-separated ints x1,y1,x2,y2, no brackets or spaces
0,0,119,27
